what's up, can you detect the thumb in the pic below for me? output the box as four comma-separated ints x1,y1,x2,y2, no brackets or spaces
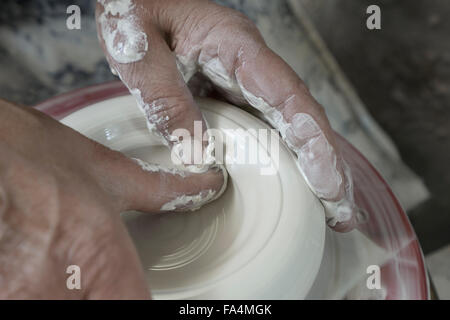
89,144,227,213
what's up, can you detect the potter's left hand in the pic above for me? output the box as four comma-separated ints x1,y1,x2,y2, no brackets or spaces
96,0,360,231
0,98,224,298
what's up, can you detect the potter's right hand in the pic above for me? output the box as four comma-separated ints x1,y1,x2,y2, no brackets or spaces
95,0,360,231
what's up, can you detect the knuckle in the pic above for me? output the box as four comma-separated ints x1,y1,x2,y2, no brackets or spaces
229,11,257,31
0,101,45,134
177,5,263,52
218,11,263,45
294,85,327,120
4,154,59,213
314,102,327,119
26,169,59,211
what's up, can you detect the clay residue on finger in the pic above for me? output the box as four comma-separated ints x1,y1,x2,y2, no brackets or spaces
132,158,187,177
322,159,357,227
129,88,171,145
285,112,343,200
160,189,216,211
133,157,228,212
98,0,148,64
160,164,228,212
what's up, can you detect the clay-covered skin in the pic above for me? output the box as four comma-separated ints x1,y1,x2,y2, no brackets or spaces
0,99,224,298
95,0,359,231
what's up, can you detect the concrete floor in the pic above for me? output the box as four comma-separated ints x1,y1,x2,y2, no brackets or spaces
300,0,450,298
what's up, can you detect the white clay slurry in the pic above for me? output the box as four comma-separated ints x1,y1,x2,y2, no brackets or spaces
167,125,229,209
98,0,148,64
160,190,216,211
134,157,228,212
132,158,187,177
322,159,356,227
129,88,169,146
322,198,354,227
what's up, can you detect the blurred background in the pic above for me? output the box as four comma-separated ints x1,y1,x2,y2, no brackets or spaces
0,0,448,298
300,0,450,299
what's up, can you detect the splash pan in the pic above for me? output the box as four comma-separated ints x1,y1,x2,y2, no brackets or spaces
35,81,429,299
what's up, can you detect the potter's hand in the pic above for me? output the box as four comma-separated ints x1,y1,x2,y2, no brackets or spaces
0,99,224,298
95,0,359,231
